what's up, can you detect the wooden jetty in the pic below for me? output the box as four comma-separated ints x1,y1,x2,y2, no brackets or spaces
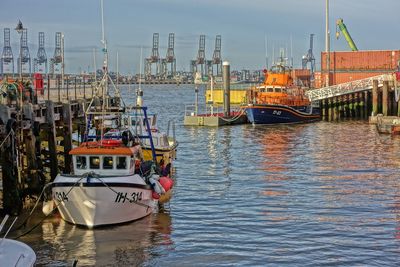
0,77,92,215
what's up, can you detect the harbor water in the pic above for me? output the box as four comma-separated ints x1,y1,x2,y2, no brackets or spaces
15,85,400,266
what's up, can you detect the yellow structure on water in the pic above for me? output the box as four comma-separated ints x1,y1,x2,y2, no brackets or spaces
205,83,256,105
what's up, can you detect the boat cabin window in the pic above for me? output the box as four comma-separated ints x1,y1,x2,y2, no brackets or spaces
76,156,87,169
275,88,282,93
90,156,100,169
267,88,274,92
103,156,114,169
117,157,127,169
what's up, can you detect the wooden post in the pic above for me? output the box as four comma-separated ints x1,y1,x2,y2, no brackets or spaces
47,74,50,101
23,103,43,193
333,97,339,121
63,103,73,174
398,93,400,117
328,99,333,121
58,77,61,103
321,100,326,120
382,80,389,116
364,91,369,119
45,100,58,181
66,76,69,101
372,80,379,116
1,118,22,215
354,93,360,118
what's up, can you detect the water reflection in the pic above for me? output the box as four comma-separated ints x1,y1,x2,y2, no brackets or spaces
32,213,173,266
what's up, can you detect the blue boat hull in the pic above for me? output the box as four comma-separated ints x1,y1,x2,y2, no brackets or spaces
245,104,320,125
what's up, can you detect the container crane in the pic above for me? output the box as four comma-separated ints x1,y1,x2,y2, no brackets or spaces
336,18,358,51
302,34,316,79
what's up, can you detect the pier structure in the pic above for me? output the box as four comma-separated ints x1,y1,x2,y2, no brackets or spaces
0,76,97,214
1,28,14,75
306,74,400,123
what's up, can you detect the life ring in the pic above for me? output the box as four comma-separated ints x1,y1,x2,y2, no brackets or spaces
100,139,122,147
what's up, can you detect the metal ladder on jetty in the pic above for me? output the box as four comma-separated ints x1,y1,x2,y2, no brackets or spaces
306,74,395,101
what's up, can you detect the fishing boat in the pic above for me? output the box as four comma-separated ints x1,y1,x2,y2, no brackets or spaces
73,48,178,168
49,0,174,227
243,55,320,125
0,215,36,267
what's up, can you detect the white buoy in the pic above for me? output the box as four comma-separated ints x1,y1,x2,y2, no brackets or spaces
42,200,54,216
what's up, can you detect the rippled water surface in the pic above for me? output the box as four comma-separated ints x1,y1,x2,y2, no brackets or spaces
17,85,400,266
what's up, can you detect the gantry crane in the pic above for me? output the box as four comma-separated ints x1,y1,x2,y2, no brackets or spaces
190,35,206,78
206,35,222,77
1,28,14,74
336,18,358,51
34,32,47,73
160,33,176,79
302,34,316,79
145,33,161,79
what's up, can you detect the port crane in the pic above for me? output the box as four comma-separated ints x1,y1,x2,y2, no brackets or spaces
336,18,358,51
302,34,316,80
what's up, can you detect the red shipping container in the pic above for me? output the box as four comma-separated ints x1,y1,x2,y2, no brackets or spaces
321,50,400,72
33,73,44,95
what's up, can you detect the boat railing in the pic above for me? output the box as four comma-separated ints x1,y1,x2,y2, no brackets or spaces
206,82,259,90
185,103,243,117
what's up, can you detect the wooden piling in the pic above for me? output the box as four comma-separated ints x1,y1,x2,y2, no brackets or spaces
45,100,58,181
321,99,326,120
23,103,42,194
382,80,389,116
372,80,379,116
364,91,369,118
328,99,333,121
1,118,22,215
63,103,73,174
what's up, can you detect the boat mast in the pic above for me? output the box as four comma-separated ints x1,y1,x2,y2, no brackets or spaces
136,46,143,107
100,0,107,140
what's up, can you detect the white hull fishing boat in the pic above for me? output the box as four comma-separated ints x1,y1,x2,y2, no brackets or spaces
50,0,174,228
52,144,158,227
0,215,36,267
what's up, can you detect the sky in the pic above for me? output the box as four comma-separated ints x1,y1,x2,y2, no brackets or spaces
1,0,399,74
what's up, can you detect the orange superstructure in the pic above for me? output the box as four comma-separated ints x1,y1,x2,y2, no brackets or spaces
70,141,140,156
248,60,310,107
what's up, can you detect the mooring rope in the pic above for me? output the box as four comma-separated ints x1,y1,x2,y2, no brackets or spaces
0,129,14,149
219,107,246,122
91,176,153,209
5,176,86,239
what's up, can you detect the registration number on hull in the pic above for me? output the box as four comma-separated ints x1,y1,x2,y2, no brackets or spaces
115,192,143,203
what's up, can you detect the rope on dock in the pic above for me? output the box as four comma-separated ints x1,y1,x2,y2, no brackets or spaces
0,129,14,149
218,107,247,123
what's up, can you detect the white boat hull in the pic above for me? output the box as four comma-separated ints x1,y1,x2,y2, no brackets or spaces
0,239,36,267
52,175,157,227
